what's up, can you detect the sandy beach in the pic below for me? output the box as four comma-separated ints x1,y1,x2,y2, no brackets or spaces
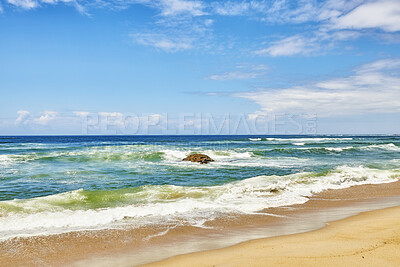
3,0,400,265
143,205,400,267
1,181,400,266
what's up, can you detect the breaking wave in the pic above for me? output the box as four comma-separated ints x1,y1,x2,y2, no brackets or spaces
0,165,398,240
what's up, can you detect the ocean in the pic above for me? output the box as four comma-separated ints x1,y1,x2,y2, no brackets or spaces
0,135,399,240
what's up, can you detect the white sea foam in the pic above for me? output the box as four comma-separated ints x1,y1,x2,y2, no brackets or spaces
0,154,17,167
158,149,267,169
266,137,353,142
160,149,188,161
0,154,12,163
363,143,400,151
324,143,400,152
161,149,253,162
2,141,398,168
159,156,309,169
285,144,398,153
325,146,354,152
0,165,398,240
248,138,262,141
293,143,305,146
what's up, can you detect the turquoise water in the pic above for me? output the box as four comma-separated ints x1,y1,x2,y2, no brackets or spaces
0,135,399,239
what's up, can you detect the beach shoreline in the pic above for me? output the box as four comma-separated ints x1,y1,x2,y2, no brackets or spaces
1,180,400,266
142,205,400,267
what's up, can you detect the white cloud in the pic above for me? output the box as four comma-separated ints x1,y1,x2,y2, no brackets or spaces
158,0,204,17
235,58,400,117
97,112,125,127
15,110,59,126
213,1,252,16
255,29,360,57
41,0,72,3
131,32,193,52
7,0,38,9
207,64,268,80
6,0,87,14
204,18,213,26
356,58,400,73
208,71,260,80
15,110,31,125
260,0,364,24
14,110,58,126
129,0,213,52
332,0,400,32
255,35,317,56
33,111,58,125
254,0,400,57
98,111,124,118
73,111,90,117
147,113,162,120
2,0,399,57
58,0,203,17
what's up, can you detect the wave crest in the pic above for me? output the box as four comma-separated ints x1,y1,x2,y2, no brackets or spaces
0,165,398,239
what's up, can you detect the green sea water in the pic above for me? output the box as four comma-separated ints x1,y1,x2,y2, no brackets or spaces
0,135,399,239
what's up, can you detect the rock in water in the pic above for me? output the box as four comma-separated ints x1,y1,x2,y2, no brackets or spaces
182,154,214,164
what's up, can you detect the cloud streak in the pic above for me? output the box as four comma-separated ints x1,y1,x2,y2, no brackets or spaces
207,64,268,80
33,111,58,125
331,0,400,32
6,0,88,15
255,35,317,57
235,58,400,117
4,1,400,55
131,32,194,52
15,110,31,125
15,110,58,126
255,0,400,57
255,29,360,56
158,0,205,17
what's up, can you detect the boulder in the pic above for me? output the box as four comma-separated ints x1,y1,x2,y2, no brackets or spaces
182,154,214,164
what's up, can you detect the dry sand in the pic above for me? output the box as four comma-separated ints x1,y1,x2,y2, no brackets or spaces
143,205,400,267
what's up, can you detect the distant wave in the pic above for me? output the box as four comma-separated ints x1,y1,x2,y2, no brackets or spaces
325,146,354,152
323,143,400,152
1,143,399,167
268,143,400,154
266,137,353,142
292,142,305,146
362,143,400,151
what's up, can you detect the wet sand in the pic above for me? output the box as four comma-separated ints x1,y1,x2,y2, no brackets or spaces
144,205,400,267
1,181,400,266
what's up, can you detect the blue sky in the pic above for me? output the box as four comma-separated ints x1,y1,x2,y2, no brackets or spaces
1,0,400,134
